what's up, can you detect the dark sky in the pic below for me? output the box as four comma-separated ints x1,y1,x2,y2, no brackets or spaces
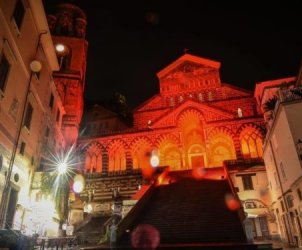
45,0,302,108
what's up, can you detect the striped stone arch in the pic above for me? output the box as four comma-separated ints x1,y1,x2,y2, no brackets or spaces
207,127,237,166
129,136,154,149
155,133,181,147
83,141,106,173
155,133,183,170
237,123,266,140
130,136,154,170
207,126,236,141
83,141,106,152
237,123,265,159
106,139,131,172
176,108,206,129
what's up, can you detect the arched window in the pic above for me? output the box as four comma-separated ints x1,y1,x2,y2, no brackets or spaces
131,138,152,170
85,144,102,173
209,132,236,166
108,141,126,171
160,144,181,170
240,128,263,159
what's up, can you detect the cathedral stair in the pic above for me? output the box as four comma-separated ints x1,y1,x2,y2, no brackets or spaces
75,215,111,245
117,176,256,249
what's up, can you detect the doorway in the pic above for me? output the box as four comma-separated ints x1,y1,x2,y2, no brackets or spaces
6,186,18,229
191,155,205,168
188,144,207,169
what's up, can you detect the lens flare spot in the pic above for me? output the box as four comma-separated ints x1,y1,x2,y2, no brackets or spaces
150,155,159,167
142,166,155,178
225,193,241,211
131,224,160,250
192,167,206,179
73,180,84,193
145,12,160,25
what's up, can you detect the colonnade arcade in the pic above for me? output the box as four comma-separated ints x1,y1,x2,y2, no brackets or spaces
82,109,264,173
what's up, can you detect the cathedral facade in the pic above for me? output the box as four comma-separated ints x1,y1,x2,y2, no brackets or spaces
78,54,267,209
80,54,265,174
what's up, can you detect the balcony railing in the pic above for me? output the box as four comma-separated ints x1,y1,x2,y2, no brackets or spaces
278,86,302,103
263,86,302,132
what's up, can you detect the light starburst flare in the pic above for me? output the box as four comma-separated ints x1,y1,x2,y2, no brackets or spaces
42,144,84,196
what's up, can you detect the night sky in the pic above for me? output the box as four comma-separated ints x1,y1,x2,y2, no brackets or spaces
45,0,302,109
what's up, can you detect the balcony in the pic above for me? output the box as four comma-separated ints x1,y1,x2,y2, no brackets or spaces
263,86,302,132
278,86,302,103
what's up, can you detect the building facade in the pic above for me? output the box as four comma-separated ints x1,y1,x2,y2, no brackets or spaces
255,76,302,246
0,0,87,236
0,0,61,233
77,54,277,240
47,3,87,146
226,159,277,240
29,3,89,236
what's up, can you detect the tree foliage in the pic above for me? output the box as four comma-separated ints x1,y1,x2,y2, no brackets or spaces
40,172,70,226
291,87,302,97
264,96,278,112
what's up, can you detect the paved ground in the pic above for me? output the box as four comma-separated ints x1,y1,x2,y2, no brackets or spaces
260,239,302,249
32,239,302,249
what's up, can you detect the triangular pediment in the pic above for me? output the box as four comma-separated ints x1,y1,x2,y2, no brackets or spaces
157,54,222,94
157,53,220,79
151,100,234,128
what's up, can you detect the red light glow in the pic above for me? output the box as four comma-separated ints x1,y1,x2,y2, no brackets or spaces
192,167,225,180
142,166,155,178
131,224,160,250
225,193,241,211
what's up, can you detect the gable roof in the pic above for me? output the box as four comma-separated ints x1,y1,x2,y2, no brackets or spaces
151,99,234,128
133,94,161,112
157,53,221,79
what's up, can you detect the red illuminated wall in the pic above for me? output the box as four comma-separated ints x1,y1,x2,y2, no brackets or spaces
48,3,88,146
79,54,266,174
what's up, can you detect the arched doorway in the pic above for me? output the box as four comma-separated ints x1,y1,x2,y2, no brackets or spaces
188,144,207,168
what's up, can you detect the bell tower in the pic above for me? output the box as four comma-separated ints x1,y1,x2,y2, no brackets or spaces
47,3,88,145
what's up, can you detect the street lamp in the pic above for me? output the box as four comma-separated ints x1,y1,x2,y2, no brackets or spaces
58,161,67,175
55,44,65,53
37,144,84,236
30,60,42,73
55,43,68,69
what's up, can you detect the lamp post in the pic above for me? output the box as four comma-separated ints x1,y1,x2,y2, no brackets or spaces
42,145,85,236
297,139,302,161
55,43,68,69
66,174,85,236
